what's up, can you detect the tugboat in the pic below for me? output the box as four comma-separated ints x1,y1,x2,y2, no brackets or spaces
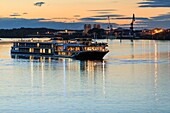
11,38,109,60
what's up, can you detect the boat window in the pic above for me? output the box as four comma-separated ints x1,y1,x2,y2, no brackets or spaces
48,49,51,54
75,47,80,51
58,52,62,55
29,48,34,53
56,46,63,51
67,47,75,51
39,43,52,48
62,52,66,55
15,48,19,51
14,43,17,46
40,49,43,53
68,52,72,56
43,49,46,53
34,49,40,53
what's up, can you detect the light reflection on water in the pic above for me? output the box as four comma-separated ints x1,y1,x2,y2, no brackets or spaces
0,40,170,113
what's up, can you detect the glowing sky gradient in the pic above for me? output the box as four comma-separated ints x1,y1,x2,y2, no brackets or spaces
0,0,170,29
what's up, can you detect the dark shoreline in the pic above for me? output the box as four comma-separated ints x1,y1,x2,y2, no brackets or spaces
116,38,170,40
1,38,170,41
1,27,170,40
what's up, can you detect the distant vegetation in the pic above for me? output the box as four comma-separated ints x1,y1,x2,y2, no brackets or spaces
1,27,170,40
0,28,57,38
88,28,105,39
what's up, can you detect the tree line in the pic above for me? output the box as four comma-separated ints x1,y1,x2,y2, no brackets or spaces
0,28,57,38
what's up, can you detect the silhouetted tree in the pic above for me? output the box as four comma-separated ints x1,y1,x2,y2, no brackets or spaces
88,28,105,39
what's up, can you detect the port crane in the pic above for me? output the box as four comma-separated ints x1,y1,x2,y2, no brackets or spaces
130,14,135,32
107,16,114,38
130,14,135,42
107,16,113,30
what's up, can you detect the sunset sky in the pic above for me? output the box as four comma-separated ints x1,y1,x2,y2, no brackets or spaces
0,0,170,29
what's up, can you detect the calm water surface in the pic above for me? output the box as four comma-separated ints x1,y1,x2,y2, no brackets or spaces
0,40,170,113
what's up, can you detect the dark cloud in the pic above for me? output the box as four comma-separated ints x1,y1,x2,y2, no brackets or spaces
10,13,21,17
119,23,148,29
23,13,28,15
80,17,107,21
138,0,170,8
93,14,123,18
115,12,170,29
0,18,79,29
115,17,149,21
88,9,116,15
10,12,28,17
97,12,112,14
2,12,170,30
0,17,118,30
34,2,45,7
80,15,149,22
52,17,79,22
37,18,52,22
80,17,146,21
74,15,80,18
88,9,116,12
134,12,170,28
138,20,170,28
52,17,69,20
150,12,170,20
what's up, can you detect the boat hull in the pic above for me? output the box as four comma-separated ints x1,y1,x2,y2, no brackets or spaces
73,51,109,60
11,51,108,60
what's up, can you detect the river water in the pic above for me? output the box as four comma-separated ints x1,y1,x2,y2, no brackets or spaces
0,39,170,113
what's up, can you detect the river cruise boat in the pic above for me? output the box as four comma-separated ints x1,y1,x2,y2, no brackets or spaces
11,38,109,60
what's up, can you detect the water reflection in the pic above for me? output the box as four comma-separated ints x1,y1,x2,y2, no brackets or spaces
81,60,106,97
131,42,135,59
63,59,67,97
154,41,158,102
41,61,45,96
168,42,170,75
1,40,170,112
102,60,106,97
169,41,170,63
24,56,107,97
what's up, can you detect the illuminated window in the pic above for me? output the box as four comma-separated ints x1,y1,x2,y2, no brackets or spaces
84,47,87,51
43,49,45,53
40,49,43,53
29,48,34,53
87,47,92,51
48,49,51,53
62,52,66,55
15,48,19,51
30,56,34,60
76,47,80,51
57,46,63,51
58,52,62,55
68,52,72,56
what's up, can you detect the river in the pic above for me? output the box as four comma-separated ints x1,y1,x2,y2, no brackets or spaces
0,39,170,113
